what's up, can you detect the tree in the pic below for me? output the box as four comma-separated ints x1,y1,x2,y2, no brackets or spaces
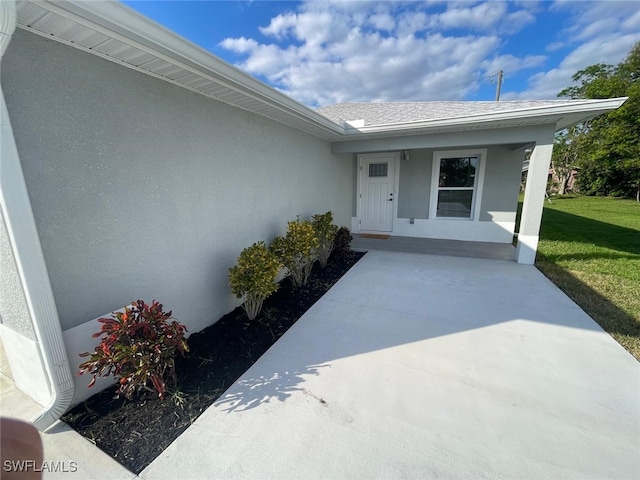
558,42,640,200
552,127,583,195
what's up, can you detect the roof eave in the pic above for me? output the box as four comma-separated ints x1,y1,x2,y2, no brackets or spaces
18,0,344,140
340,97,628,138
14,1,627,144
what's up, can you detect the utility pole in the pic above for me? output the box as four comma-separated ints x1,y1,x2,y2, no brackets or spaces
492,69,503,101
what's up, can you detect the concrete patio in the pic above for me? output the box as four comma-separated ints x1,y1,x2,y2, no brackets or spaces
1,250,639,479
141,250,639,480
351,234,517,261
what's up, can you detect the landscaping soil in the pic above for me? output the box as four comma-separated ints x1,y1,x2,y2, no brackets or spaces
61,250,365,474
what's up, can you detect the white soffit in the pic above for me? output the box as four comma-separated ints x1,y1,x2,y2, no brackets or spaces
15,0,344,141
13,1,626,143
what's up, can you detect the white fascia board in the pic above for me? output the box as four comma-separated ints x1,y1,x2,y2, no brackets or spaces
342,97,628,137
33,0,343,137
18,2,628,143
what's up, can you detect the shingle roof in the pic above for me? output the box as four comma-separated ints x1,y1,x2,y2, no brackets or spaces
16,1,625,141
316,101,580,127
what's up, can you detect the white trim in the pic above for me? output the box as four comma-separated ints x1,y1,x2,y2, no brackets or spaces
1,83,74,430
62,309,127,407
351,216,359,233
430,149,487,221
14,2,626,141
356,152,400,233
392,218,515,243
16,0,343,140
0,0,16,57
1,1,74,428
516,234,539,265
341,97,628,136
0,325,50,406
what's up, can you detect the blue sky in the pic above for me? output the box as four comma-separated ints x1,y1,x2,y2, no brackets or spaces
121,1,640,107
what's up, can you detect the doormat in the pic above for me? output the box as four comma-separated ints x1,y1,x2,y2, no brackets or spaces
359,234,390,239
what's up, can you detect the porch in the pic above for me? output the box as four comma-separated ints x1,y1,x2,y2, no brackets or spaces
352,234,517,262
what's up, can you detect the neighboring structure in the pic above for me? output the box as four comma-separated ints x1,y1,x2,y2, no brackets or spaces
0,0,626,429
522,158,578,195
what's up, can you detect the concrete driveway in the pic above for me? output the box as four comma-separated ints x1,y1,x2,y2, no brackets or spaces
142,251,640,480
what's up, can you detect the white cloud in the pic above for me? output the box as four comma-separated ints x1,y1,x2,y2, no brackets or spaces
220,36,257,54
219,0,542,106
220,0,636,105
435,2,509,30
503,1,640,100
418,2,536,34
546,41,564,52
258,13,297,39
368,12,395,32
621,8,640,32
395,11,429,36
482,54,547,76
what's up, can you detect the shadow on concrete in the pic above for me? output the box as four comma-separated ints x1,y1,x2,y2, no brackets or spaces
536,253,640,358
208,251,629,415
214,364,331,413
156,202,638,424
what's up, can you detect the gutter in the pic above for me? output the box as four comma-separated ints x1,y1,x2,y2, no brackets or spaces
15,2,627,144
28,0,344,138
0,0,74,431
341,97,629,136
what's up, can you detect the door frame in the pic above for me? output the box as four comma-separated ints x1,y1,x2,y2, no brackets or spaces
357,152,401,233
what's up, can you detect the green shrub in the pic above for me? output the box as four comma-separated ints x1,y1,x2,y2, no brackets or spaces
78,300,188,400
271,218,319,287
229,241,280,320
312,211,339,267
333,226,353,258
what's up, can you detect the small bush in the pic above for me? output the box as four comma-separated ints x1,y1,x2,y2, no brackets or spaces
311,211,339,268
78,300,188,400
229,241,280,320
333,226,353,258
271,218,319,287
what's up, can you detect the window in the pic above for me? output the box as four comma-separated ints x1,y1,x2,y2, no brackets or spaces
369,163,388,177
431,150,485,220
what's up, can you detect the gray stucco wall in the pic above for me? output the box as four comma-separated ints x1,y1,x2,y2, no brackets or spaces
397,146,522,221
397,149,433,219
0,208,35,339
479,147,525,222
2,30,352,333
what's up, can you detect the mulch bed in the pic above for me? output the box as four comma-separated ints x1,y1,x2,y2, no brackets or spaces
61,250,365,474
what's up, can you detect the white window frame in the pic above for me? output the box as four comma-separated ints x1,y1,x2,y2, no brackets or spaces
430,149,486,221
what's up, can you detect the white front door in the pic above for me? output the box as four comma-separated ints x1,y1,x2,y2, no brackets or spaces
359,153,397,232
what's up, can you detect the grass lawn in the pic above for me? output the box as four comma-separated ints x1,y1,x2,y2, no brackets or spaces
530,195,640,360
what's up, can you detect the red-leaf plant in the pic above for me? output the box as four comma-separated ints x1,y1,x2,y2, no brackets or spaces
78,300,188,400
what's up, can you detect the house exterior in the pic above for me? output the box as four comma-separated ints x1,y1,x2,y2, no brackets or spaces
0,0,626,429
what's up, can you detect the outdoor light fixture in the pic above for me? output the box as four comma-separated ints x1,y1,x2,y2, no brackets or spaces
402,150,410,161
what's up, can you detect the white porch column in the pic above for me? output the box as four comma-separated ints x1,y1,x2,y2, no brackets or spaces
516,128,555,264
